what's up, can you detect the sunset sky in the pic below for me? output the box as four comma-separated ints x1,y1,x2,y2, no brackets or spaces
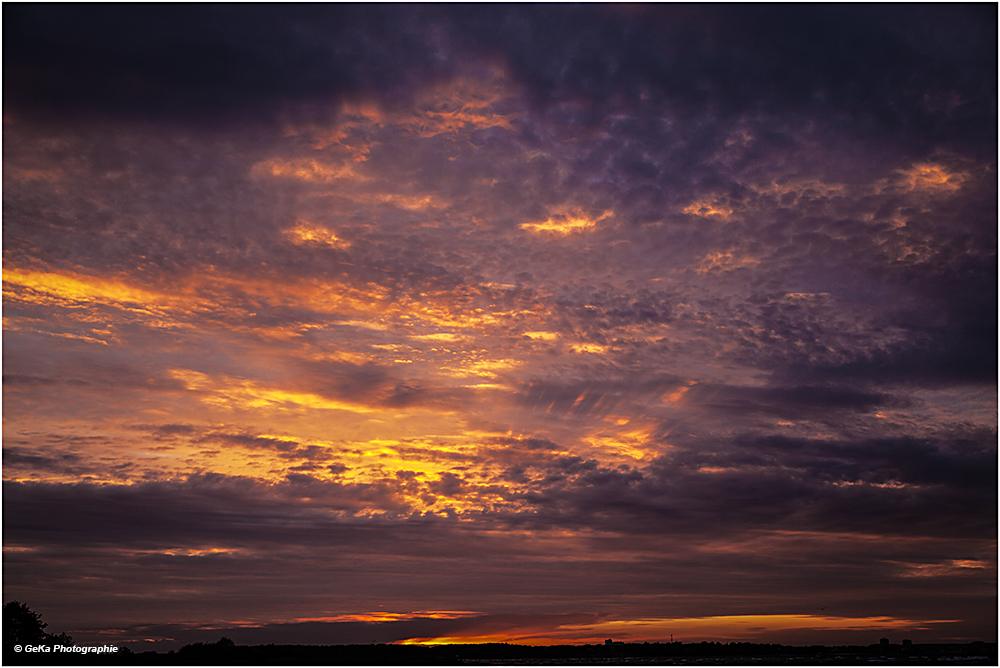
3,4,996,650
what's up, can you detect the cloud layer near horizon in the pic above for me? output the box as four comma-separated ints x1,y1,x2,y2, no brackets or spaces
3,4,996,649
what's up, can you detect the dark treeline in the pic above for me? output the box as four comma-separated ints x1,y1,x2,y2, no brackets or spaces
5,638,997,665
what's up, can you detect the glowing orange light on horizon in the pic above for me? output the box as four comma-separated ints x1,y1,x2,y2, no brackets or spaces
397,614,962,646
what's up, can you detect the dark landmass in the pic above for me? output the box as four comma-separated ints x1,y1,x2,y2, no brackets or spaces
4,639,996,665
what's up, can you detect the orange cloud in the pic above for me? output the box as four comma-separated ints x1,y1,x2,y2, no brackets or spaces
254,157,367,183
4,264,547,345
694,250,761,273
521,209,613,234
285,220,351,248
896,163,967,194
296,611,478,624
682,199,736,219
395,74,519,138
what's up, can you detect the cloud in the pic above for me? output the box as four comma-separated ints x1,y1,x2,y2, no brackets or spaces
5,474,994,649
680,383,904,420
2,4,994,648
2,447,82,472
3,5,461,128
7,414,994,547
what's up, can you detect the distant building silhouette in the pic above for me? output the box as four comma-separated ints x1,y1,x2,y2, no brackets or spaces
880,637,889,646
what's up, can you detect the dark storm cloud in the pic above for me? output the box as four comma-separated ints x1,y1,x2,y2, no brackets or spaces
475,421,996,540
509,455,995,541
681,383,903,420
739,172,998,388
2,475,412,549
2,442,138,481
788,250,999,388
675,429,998,491
389,2,1000,210
793,323,998,388
3,4,459,128
2,447,81,471
7,5,994,153
197,431,335,463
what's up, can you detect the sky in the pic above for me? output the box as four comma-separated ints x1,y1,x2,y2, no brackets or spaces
2,3,997,651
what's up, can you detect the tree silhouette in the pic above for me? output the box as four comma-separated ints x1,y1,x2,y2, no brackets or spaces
3,601,73,647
